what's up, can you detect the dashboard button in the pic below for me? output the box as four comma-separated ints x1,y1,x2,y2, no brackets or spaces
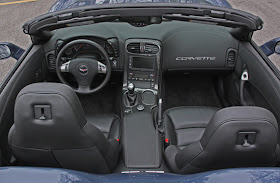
124,109,131,113
112,60,117,67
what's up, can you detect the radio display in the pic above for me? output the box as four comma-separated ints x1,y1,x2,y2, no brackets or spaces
134,73,150,79
132,57,155,70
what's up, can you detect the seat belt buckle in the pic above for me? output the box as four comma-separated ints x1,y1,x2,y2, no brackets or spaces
164,138,170,149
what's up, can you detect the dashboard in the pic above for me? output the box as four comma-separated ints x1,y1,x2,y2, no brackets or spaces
44,21,239,73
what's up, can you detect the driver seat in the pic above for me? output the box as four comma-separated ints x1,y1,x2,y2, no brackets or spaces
8,83,120,174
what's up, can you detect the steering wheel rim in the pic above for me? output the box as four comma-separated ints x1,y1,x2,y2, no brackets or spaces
56,39,111,94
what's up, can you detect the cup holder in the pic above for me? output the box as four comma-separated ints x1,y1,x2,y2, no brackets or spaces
142,90,156,105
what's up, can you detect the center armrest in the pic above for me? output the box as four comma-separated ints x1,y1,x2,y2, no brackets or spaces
122,112,162,168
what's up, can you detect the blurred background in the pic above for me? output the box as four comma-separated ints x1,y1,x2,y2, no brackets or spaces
0,0,279,81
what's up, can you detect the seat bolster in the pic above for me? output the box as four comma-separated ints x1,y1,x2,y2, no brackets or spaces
106,139,120,171
164,145,180,173
83,122,112,154
175,142,203,172
108,116,120,140
164,114,177,145
83,122,119,172
8,124,15,147
276,145,280,166
87,114,120,139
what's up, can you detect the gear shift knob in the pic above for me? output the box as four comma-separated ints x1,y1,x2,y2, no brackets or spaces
128,83,135,95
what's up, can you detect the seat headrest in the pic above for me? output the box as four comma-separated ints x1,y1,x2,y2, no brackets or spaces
200,106,278,152
13,83,91,149
182,106,279,170
201,106,278,148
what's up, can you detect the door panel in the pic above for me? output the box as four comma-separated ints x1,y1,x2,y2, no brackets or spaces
232,41,280,138
0,45,45,164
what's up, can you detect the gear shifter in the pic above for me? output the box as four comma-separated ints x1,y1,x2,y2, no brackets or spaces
126,83,137,106
128,83,135,95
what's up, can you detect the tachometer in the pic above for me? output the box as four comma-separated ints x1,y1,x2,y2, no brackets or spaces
65,47,72,55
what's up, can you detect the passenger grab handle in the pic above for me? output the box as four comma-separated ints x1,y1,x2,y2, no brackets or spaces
240,70,249,106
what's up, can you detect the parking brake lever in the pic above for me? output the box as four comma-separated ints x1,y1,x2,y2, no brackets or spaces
157,99,164,134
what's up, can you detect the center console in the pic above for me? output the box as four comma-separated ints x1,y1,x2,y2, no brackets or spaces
123,39,161,113
120,39,164,171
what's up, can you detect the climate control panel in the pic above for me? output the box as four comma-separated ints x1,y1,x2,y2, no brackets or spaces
128,72,155,89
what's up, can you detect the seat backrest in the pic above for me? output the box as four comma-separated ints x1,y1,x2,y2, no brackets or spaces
175,106,278,174
9,83,119,173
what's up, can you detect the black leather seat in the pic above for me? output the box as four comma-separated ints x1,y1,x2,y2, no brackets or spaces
87,114,120,140
164,107,219,149
164,106,278,174
8,83,120,174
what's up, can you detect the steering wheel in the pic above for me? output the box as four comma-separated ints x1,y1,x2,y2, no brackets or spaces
56,39,111,94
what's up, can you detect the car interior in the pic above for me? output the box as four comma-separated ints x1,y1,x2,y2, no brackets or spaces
1,8,280,174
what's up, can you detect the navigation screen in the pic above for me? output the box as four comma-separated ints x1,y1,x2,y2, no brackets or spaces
132,57,155,70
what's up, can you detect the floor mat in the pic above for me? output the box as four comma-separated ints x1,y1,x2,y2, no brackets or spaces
78,83,121,117
164,74,222,110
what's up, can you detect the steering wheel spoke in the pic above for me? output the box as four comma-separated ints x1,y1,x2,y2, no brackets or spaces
60,61,70,72
97,61,107,74
77,85,91,94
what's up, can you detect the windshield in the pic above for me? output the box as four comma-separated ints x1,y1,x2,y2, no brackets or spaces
49,0,232,12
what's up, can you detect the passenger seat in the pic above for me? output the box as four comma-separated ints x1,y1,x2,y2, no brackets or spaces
164,106,278,174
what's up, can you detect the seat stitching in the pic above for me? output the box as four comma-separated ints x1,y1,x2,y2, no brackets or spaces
163,106,220,116
175,126,207,131
10,142,95,151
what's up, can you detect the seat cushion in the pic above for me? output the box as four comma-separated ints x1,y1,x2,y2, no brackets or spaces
87,114,120,139
164,106,219,149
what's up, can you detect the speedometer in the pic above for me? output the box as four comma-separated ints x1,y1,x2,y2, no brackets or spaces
74,44,83,51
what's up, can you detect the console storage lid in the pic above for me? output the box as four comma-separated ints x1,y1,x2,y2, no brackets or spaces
122,112,162,168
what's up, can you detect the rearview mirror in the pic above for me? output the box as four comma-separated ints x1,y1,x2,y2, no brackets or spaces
0,45,11,60
260,38,280,56
0,42,25,60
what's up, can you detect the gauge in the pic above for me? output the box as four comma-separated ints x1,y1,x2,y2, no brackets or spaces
74,44,83,51
64,47,72,55
106,44,114,55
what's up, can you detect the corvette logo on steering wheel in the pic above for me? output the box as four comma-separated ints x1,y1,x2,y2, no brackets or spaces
79,65,88,74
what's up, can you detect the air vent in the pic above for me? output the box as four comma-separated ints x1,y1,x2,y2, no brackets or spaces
145,44,159,54
127,43,141,53
226,49,237,66
127,42,159,54
47,53,56,69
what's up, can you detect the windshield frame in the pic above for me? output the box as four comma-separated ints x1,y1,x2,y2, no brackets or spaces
22,3,263,43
